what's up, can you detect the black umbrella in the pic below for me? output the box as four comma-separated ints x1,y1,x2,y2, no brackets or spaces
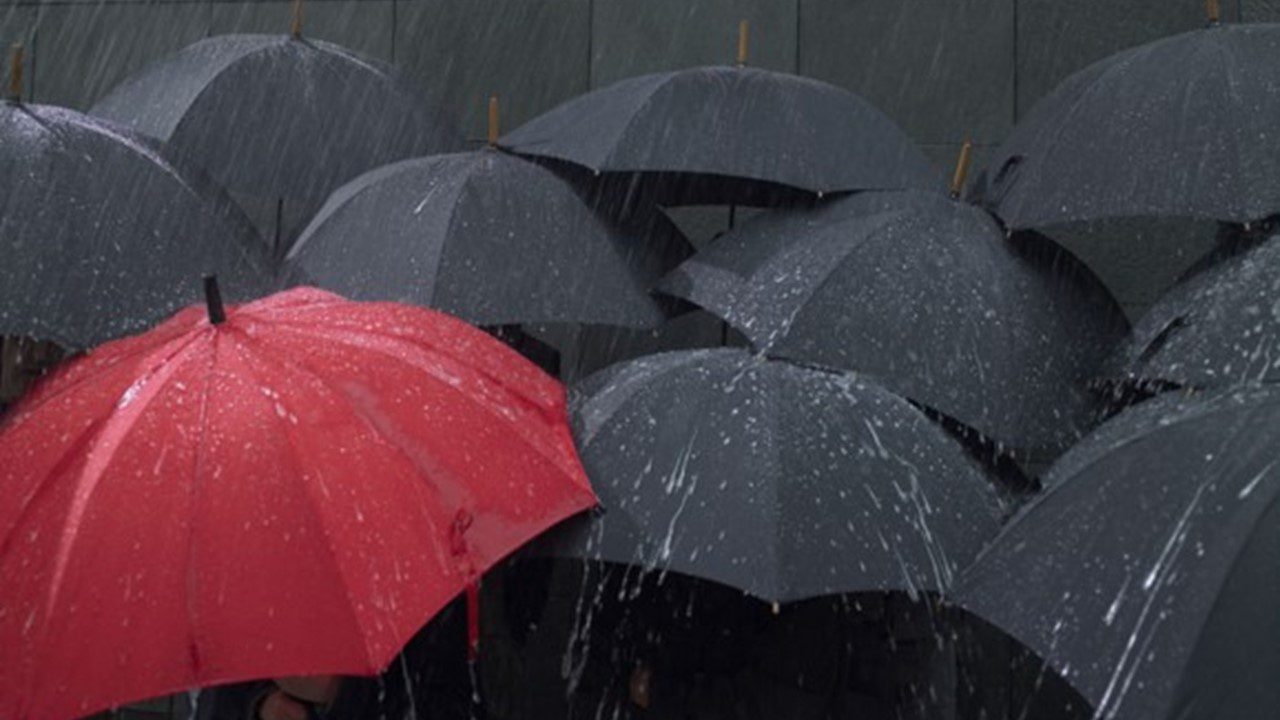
1109,232,1280,392
658,190,1129,449
498,65,940,207
970,21,1280,230
0,102,273,349
282,149,668,328
538,348,1003,603
91,33,462,254
954,386,1280,720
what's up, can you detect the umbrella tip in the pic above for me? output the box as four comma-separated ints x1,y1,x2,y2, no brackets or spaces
290,0,304,38
8,43,23,103
203,275,226,325
1205,0,1221,25
487,95,499,147
949,139,973,200
736,19,750,67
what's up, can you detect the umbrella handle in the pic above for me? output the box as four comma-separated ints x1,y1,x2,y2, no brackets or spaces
280,693,327,720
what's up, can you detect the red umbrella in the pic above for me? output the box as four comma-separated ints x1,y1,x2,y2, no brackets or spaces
0,284,595,719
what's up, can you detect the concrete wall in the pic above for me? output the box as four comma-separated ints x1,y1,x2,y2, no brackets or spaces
1,0,1268,317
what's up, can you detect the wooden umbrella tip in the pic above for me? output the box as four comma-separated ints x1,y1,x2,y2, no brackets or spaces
949,139,974,200
290,0,304,38
487,95,500,146
1205,0,1222,25
736,19,750,66
8,43,24,103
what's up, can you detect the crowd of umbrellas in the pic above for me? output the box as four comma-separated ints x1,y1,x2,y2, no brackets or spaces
0,3,1277,719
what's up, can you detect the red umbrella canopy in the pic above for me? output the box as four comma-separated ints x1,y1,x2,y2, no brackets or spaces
0,287,595,719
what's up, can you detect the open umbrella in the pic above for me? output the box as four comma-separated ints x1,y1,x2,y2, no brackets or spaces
0,285,595,719
537,348,1003,603
0,98,273,349
954,386,1280,720
658,190,1128,450
1108,232,1280,392
283,147,669,329
91,31,462,254
969,19,1280,229
499,24,938,207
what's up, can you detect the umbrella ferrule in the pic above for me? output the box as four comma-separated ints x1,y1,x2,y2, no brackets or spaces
487,96,500,147
1205,0,1222,26
203,275,227,325
735,20,750,67
8,44,22,103
949,140,973,199
290,0,304,38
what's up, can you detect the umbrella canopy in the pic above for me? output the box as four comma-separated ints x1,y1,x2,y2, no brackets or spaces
537,348,1003,603
969,23,1280,229
1109,232,1280,391
0,286,595,719
498,66,940,206
0,102,273,349
954,387,1280,720
658,190,1129,449
283,150,668,328
91,34,462,251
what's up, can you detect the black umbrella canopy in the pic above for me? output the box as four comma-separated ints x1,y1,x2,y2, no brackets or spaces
970,23,1280,230
537,348,1003,604
0,103,273,349
1109,232,1280,391
282,150,667,328
658,190,1129,449
954,387,1280,720
91,34,462,249
498,66,941,206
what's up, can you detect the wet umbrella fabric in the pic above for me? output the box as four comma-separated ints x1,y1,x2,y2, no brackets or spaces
538,348,1003,603
0,103,273,349
499,66,940,205
970,23,1280,229
1109,232,1280,391
283,150,667,328
0,287,596,720
658,190,1129,449
954,387,1280,720
91,34,462,253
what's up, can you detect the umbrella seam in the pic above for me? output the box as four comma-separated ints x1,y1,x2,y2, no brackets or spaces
181,323,220,677
0,326,202,425
1004,41,1156,226
1162,485,1280,717
0,330,209,558
966,390,1280,572
33,334,210,682
253,319,577,477
738,211,908,352
222,330,388,671
284,156,447,262
599,74,681,171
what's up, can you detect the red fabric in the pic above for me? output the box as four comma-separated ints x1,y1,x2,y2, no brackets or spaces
0,287,595,719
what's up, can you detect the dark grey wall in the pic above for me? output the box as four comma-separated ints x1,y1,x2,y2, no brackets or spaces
0,0,1270,317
